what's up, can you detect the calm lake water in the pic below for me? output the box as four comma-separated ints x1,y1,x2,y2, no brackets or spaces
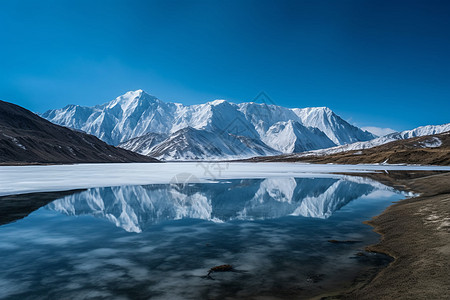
0,176,405,299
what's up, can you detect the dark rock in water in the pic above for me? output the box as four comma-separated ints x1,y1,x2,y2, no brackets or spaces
327,239,362,244
350,251,369,260
306,273,325,283
205,264,234,280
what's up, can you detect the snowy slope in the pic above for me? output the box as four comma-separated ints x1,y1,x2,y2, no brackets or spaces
293,107,375,145
117,132,168,156
237,102,302,136
146,127,279,160
41,90,177,145
300,123,450,156
42,89,376,160
263,120,336,153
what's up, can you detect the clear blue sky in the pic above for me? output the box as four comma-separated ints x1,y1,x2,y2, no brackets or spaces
1,0,449,131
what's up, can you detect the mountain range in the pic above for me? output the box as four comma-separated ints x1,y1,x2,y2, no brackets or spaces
0,100,158,164
300,122,450,157
249,131,450,165
42,90,376,160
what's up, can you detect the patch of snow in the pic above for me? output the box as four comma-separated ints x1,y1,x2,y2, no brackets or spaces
2,133,27,150
417,137,442,148
66,146,76,156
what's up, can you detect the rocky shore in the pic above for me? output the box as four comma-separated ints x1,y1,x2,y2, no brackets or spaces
330,171,450,299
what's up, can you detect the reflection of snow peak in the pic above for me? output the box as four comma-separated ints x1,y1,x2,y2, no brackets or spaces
291,180,364,218
47,177,394,232
252,177,298,204
49,186,214,233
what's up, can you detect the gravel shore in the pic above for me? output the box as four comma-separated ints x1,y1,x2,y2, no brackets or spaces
334,171,450,299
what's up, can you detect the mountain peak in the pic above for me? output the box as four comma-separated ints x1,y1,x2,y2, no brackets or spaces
121,89,148,100
107,89,162,110
208,99,229,106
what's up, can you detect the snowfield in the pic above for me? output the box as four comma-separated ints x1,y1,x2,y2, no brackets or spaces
1,162,450,196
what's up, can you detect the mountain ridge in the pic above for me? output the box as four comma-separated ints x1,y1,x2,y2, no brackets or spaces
298,122,450,157
245,130,450,165
42,90,375,160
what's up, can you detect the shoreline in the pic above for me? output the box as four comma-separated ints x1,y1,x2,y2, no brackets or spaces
321,171,450,299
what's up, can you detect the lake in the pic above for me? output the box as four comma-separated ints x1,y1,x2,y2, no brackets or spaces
0,173,406,299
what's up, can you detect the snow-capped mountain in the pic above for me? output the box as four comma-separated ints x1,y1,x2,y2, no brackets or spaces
263,120,335,153
142,127,280,160
293,107,376,145
41,90,177,145
42,89,375,160
300,122,450,157
46,177,383,232
117,132,168,155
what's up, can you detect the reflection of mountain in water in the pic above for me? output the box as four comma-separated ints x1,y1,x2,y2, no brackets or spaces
47,177,383,232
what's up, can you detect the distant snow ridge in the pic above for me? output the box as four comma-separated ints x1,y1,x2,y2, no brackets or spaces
42,89,375,160
300,123,450,157
263,120,335,153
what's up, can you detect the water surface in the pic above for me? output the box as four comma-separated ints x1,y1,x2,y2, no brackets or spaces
0,175,405,299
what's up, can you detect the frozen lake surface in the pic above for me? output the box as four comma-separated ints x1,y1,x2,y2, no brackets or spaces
1,162,450,196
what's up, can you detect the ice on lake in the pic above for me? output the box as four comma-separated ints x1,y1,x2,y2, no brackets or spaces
1,162,449,196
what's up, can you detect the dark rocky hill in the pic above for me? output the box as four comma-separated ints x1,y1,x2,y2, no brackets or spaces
0,100,159,164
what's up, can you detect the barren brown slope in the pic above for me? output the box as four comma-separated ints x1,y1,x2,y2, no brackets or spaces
0,100,159,164
246,131,450,165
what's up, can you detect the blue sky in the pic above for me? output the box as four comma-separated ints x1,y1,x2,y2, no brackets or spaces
1,0,449,131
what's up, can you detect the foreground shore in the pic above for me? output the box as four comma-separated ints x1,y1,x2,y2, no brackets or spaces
327,171,450,299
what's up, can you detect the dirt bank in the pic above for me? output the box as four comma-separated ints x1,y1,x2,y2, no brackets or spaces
335,172,450,299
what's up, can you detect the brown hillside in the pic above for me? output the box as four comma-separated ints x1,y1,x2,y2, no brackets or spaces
0,100,159,164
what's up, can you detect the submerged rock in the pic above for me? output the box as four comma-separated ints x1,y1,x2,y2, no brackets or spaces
306,273,325,283
205,264,234,280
